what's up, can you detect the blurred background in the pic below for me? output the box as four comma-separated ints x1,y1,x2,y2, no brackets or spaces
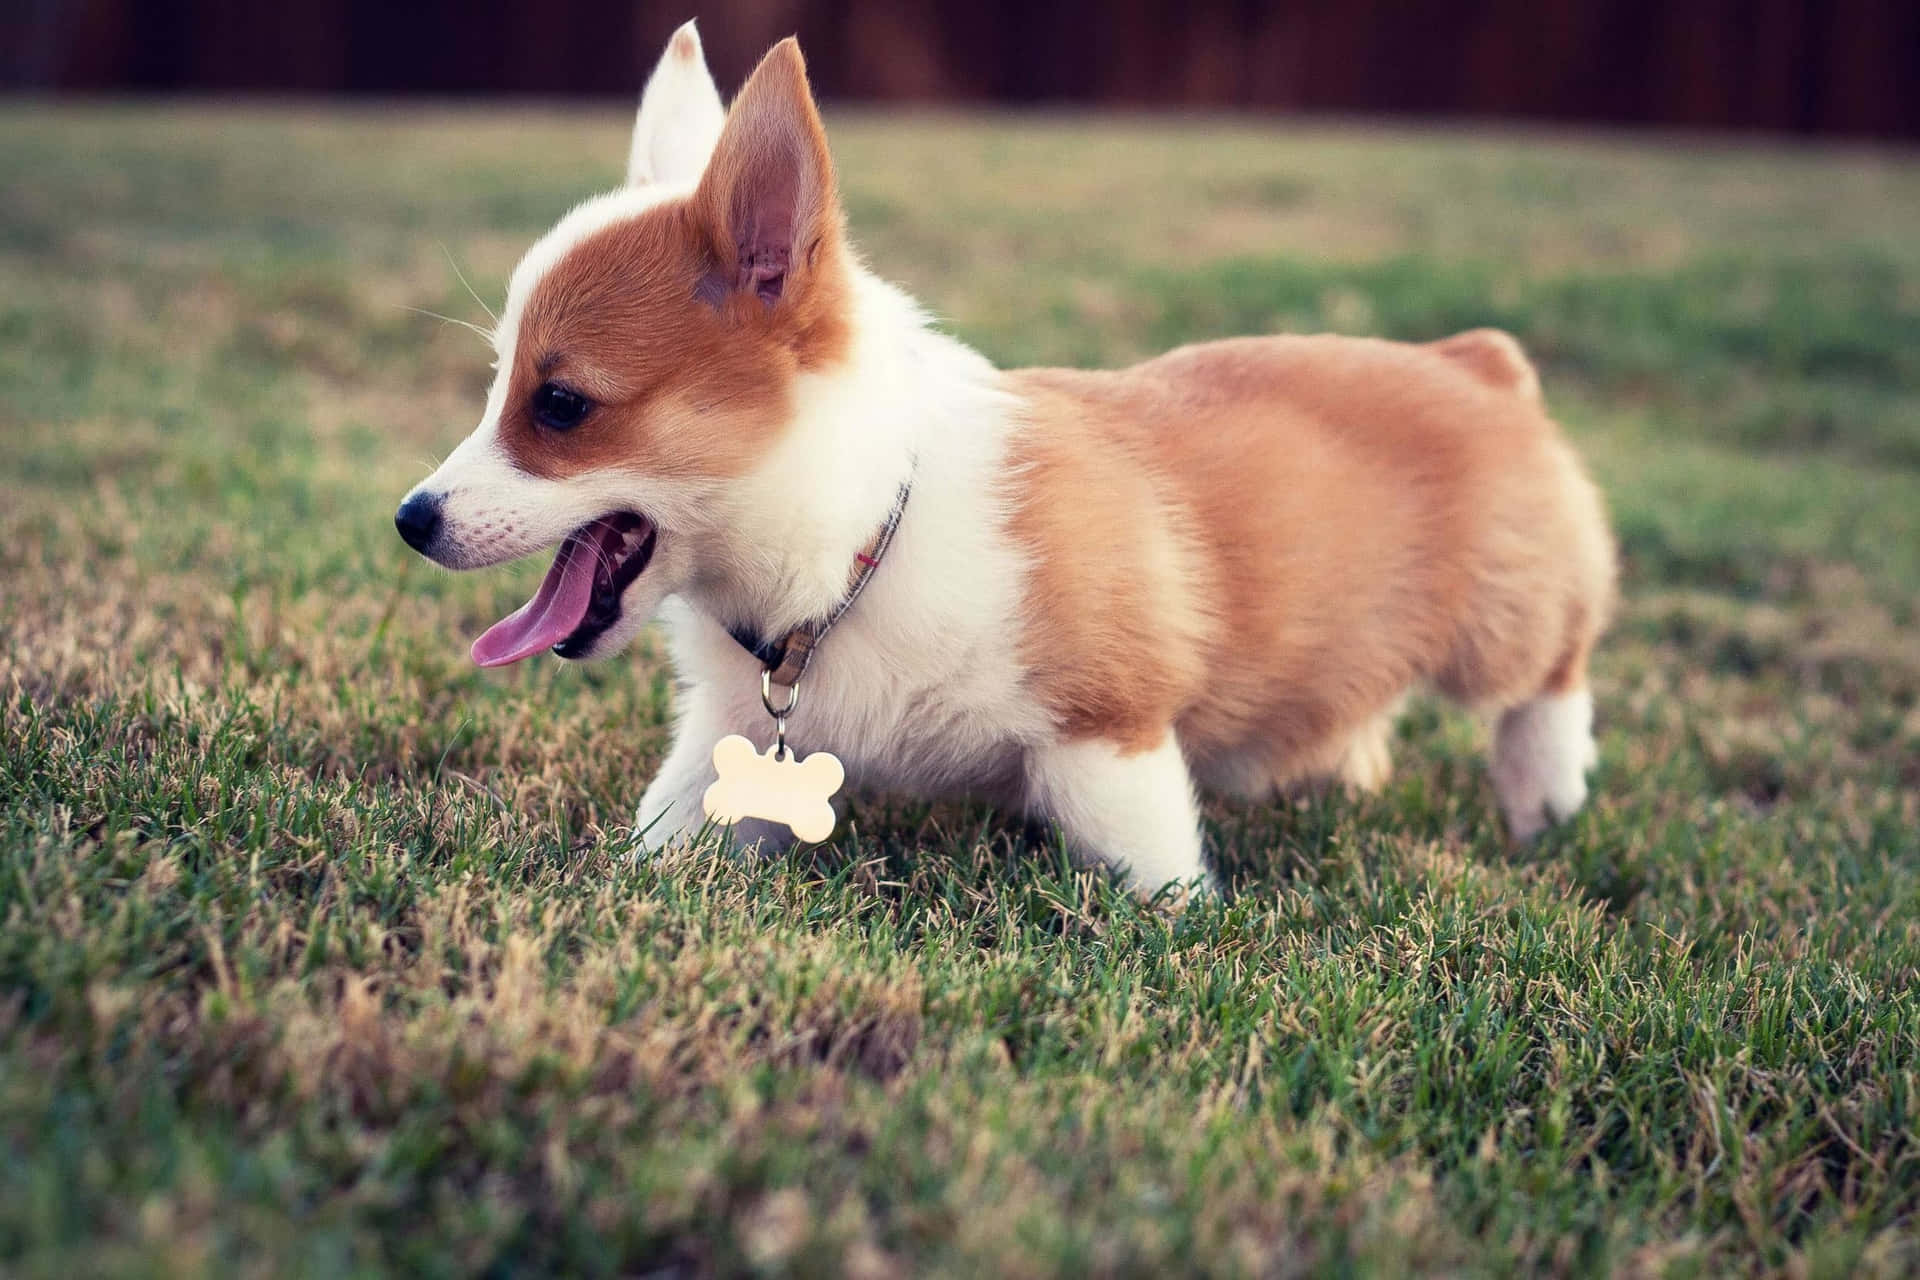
6,0,1918,138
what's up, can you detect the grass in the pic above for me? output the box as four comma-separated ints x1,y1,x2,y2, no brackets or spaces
2,103,1918,1275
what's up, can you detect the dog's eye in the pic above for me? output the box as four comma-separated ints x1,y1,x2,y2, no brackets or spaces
531,382,593,431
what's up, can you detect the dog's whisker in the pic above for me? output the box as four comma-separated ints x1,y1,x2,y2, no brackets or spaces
439,242,499,326
402,304,495,346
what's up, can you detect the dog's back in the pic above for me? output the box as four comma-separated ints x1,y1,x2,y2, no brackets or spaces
1005,329,1615,805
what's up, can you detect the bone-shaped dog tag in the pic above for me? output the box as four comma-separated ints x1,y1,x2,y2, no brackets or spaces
702,734,844,843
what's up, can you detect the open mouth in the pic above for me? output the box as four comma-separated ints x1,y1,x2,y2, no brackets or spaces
469,512,657,667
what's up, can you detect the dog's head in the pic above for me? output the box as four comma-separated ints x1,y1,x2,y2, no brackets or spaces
395,27,854,667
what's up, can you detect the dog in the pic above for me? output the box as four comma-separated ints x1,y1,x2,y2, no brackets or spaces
395,23,1617,897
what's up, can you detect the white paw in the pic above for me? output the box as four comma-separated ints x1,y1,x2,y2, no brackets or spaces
1492,690,1595,841
630,807,684,860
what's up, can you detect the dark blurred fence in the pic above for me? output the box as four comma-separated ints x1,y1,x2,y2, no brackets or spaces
6,0,1917,138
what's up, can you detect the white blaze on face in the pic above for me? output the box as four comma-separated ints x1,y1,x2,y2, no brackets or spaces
401,188,677,570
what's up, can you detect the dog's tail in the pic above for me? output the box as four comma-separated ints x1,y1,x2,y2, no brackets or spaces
1427,328,1542,404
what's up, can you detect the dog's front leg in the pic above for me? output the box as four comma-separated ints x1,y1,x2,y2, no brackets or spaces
1025,733,1215,901
633,688,729,857
633,687,795,859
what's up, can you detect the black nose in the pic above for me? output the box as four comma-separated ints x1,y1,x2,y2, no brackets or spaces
394,492,443,553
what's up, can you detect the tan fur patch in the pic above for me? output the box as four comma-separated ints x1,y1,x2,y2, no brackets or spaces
1005,333,1615,785
1428,327,1542,402
499,40,852,483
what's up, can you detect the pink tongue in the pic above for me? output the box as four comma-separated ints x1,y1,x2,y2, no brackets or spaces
470,533,599,668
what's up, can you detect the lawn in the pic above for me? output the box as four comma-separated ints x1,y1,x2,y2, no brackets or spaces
2,104,1918,1276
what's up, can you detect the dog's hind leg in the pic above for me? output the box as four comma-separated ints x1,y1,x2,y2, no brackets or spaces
1240,696,1402,802
1435,436,1614,841
1333,696,1403,795
1490,686,1596,841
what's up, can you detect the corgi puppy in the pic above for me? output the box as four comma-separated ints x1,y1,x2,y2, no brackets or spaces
396,23,1616,897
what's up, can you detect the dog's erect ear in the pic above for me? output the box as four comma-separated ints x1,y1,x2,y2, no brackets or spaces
625,20,725,188
692,38,840,307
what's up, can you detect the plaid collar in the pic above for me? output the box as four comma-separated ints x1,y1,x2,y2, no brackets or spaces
727,479,912,689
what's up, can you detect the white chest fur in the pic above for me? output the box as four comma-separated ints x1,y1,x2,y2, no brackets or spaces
657,463,1049,803
632,299,1050,849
